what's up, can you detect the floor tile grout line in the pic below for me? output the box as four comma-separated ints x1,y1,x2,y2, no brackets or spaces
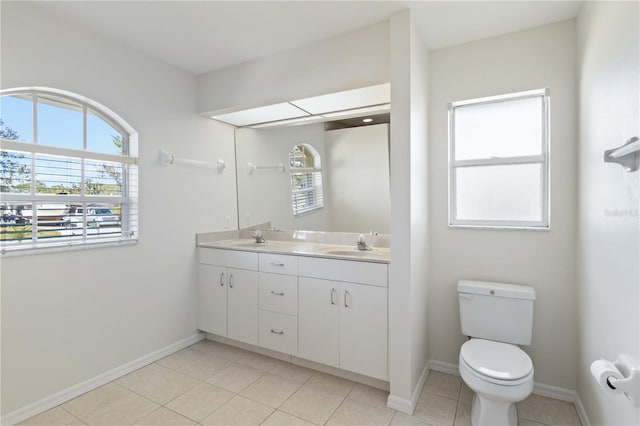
260,409,321,426
159,377,240,424
61,379,159,424
320,386,351,426
59,405,86,425
420,386,462,403
517,415,555,426
117,369,207,408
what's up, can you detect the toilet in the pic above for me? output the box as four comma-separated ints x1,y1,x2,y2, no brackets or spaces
457,280,536,426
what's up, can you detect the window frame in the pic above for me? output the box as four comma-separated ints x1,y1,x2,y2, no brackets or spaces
0,87,139,255
448,88,550,230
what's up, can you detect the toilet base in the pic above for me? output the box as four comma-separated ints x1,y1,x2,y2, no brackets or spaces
471,393,518,426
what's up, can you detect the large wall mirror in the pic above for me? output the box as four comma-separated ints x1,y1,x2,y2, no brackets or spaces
234,114,390,234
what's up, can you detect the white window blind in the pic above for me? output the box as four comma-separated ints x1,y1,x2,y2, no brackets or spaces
449,89,549,229
1,89,138,254
289,144,324,216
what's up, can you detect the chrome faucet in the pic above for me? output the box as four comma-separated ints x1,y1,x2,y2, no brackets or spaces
253,230,266,244
356,234,372,251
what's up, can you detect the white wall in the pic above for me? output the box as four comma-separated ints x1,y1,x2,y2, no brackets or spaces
388,9,430,409
428,21,578,389
235,125,329,231
408,13,430,402
325,124,390,234
197,22,389,114
576,2,640,424
0,2,237,415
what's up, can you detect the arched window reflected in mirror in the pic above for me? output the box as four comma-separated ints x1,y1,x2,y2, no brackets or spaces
289,144,323,216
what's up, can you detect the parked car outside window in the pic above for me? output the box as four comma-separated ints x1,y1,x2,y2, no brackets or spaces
63,206,121,228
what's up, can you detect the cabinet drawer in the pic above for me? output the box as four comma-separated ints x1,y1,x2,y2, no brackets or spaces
298,257,388,287
259,273,298,316
259,253,298,275
259,310,298,355
199,248,258,270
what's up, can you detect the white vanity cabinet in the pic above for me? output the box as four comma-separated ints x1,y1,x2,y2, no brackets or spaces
298,257,388,381
198,244,389,382
198,249,259,345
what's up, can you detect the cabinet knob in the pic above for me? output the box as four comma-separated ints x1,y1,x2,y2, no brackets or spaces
219,272,225,287
344,290,351,308
270,290,285,296
270,329,284,335
229,274,234,288
331,288,337,305
270,262,285,267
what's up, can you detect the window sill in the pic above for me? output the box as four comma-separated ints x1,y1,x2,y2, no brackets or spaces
448,224,550,232
1,238,138,257
293,206,324,217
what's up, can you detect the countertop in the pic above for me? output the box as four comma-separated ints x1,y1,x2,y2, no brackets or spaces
198,238,390,264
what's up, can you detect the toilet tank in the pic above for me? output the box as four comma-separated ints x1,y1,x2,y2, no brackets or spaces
458,280,536,346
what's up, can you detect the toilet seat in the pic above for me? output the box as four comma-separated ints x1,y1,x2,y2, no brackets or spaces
460,339,533,385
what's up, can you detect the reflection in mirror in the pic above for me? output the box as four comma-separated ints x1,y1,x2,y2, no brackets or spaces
235,117,390,233
289,144,324,216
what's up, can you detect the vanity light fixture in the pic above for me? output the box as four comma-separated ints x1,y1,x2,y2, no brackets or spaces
290,83,390,114
249,115,326,129
322,104,390,119
211,102,309,127
208,83,391,128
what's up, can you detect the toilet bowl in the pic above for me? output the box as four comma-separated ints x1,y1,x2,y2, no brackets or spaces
459,338,534,426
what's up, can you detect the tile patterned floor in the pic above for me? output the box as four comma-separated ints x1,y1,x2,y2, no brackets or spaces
19,340,583,426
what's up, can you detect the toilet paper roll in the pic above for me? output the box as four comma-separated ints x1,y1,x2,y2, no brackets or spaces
591,359,625,394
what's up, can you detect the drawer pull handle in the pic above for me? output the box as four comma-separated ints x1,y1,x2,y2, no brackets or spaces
271,291,285,296
331,288,337,305
344,290,351,308
270,329,284,335
270,262,285,267
229,274,233,288
219,273,225,287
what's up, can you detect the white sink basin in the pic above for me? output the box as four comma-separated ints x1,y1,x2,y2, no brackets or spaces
324,249,387,257
223,240,270,248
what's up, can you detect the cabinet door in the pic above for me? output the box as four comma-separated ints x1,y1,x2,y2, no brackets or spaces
227,268,259,345
340,282,388,380
198,264,227,336
298,277,340,368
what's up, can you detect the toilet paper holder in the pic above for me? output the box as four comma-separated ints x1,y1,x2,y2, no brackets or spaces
594,354,640,407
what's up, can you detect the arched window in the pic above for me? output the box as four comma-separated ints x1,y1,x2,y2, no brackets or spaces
0,88,138,254
289,144,323,216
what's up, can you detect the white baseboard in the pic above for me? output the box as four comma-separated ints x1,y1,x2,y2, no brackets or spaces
426,359,591,426
1,332,204,426
387,362,430,415
573,392,591,426
532,381,575,402
428,359,459,376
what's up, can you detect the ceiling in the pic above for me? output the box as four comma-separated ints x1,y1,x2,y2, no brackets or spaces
32,1,581,76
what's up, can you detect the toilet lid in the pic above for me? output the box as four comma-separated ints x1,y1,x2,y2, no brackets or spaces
460,339,533,381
